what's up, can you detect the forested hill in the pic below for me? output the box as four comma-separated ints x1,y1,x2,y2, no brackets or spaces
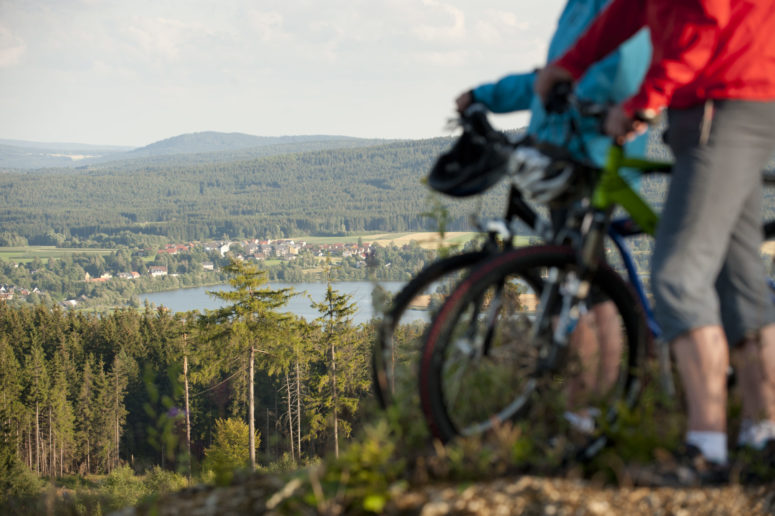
0,140,132,170
0,132,392,170
0,137,481,246
2,126,746,249
127,132,390,158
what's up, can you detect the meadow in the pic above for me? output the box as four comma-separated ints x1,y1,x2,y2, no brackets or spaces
0,246,113,264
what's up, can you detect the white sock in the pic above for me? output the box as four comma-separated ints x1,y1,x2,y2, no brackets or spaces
737,419,775,450
563,407,600,435
686,431,727,465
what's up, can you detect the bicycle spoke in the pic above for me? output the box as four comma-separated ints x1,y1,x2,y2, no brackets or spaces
420,246,646,457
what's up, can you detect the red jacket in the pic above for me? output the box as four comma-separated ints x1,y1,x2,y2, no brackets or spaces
555,0,775,117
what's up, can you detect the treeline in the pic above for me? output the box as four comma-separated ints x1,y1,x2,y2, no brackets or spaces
4,127,773,251
0,259,379,499
0,138,522,247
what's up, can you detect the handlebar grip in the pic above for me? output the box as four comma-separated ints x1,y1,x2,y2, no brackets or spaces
544,81,573,114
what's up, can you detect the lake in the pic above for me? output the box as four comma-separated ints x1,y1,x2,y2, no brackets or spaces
139,281,412,324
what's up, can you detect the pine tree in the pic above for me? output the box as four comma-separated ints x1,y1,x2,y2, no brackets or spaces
108,353,129,473
201,259,293,470
169,313,199,477
92,359,112,473
0,337,25,481
25,342,49,474
76,355,96,474
309,283,369,458
49,351,74,476
266,318,312,461
0,337,21,435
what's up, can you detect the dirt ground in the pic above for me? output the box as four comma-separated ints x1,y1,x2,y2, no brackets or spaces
115,473,775,515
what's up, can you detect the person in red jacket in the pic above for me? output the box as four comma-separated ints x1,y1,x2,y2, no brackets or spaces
536,0,775,483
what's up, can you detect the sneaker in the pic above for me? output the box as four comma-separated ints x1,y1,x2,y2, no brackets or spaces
734,439,775,484
737,419,775,449
627,444,729,487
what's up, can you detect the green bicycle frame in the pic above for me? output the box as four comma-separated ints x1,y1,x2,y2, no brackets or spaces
592,145,672,236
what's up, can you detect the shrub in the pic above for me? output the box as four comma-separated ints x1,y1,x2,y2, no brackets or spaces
143,466,188,495
266,452,301,474
99,465,149,511
202,418,261,485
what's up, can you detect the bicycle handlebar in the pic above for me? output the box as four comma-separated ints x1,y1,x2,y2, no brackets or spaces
459,103,525,147
544,81,611,120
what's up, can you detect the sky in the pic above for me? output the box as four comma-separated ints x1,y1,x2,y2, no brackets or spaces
0,0,565,147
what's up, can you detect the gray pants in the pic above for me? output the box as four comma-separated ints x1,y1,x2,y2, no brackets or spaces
651,99,775,345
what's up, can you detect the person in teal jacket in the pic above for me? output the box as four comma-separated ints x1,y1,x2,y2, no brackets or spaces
457,0,651,174
455,0,652,433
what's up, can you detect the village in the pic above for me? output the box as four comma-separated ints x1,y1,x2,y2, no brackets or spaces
0,237,385,305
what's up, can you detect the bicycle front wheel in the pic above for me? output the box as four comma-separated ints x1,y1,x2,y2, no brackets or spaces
419,245,648,449
373,250,490,409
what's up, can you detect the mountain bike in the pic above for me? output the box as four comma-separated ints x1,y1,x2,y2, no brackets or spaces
372,106,555,409
373,100,650,411
417,88,775,461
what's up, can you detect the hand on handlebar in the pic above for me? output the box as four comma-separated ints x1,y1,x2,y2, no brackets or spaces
537,64,649,143
604,105,648,144
455,91,474,113
534,64,574,104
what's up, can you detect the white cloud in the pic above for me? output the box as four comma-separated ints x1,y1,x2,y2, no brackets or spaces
471,9,532,44
0,0,566,144
412,0,466,42
0,26,25,68
124,17,215,62
414,50,469,68
488,9,531,31
247,10,288,43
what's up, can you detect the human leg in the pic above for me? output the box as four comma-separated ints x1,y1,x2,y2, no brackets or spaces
653,100,775,463
592,300,624,393
734,325,775,448
671,326,729,433
566,301,623,402
714,181,775,446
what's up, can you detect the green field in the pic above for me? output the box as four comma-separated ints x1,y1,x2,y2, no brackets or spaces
0,246,113,263
293,233,403,245
295,231,482,248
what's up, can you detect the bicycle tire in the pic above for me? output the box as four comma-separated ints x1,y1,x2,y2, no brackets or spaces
372,250,490,408
419,244,648,450
763,221,775,283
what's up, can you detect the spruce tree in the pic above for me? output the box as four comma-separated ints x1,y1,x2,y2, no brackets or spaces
76,355,96,474
309,284,369,458
108,353,129,473
24,342,49,474
49,353,74,477
201,258,293,470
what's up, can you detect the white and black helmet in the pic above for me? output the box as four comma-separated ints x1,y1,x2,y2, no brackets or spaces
508,140,597,207
427,105,514,197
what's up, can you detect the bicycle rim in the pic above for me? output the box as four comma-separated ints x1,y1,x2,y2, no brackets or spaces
763,221,775,298
372,250,489,409
420,245,647,453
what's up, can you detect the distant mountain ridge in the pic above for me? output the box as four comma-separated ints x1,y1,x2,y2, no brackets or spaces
0,140,133,170
0,138,132,152
128,131,379,157
0,131,395,170
0,127,745,248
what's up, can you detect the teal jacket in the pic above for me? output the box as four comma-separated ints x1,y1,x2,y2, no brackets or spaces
471,0,652,171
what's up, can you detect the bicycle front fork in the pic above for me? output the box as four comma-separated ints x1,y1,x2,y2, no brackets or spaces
532,266,590,372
